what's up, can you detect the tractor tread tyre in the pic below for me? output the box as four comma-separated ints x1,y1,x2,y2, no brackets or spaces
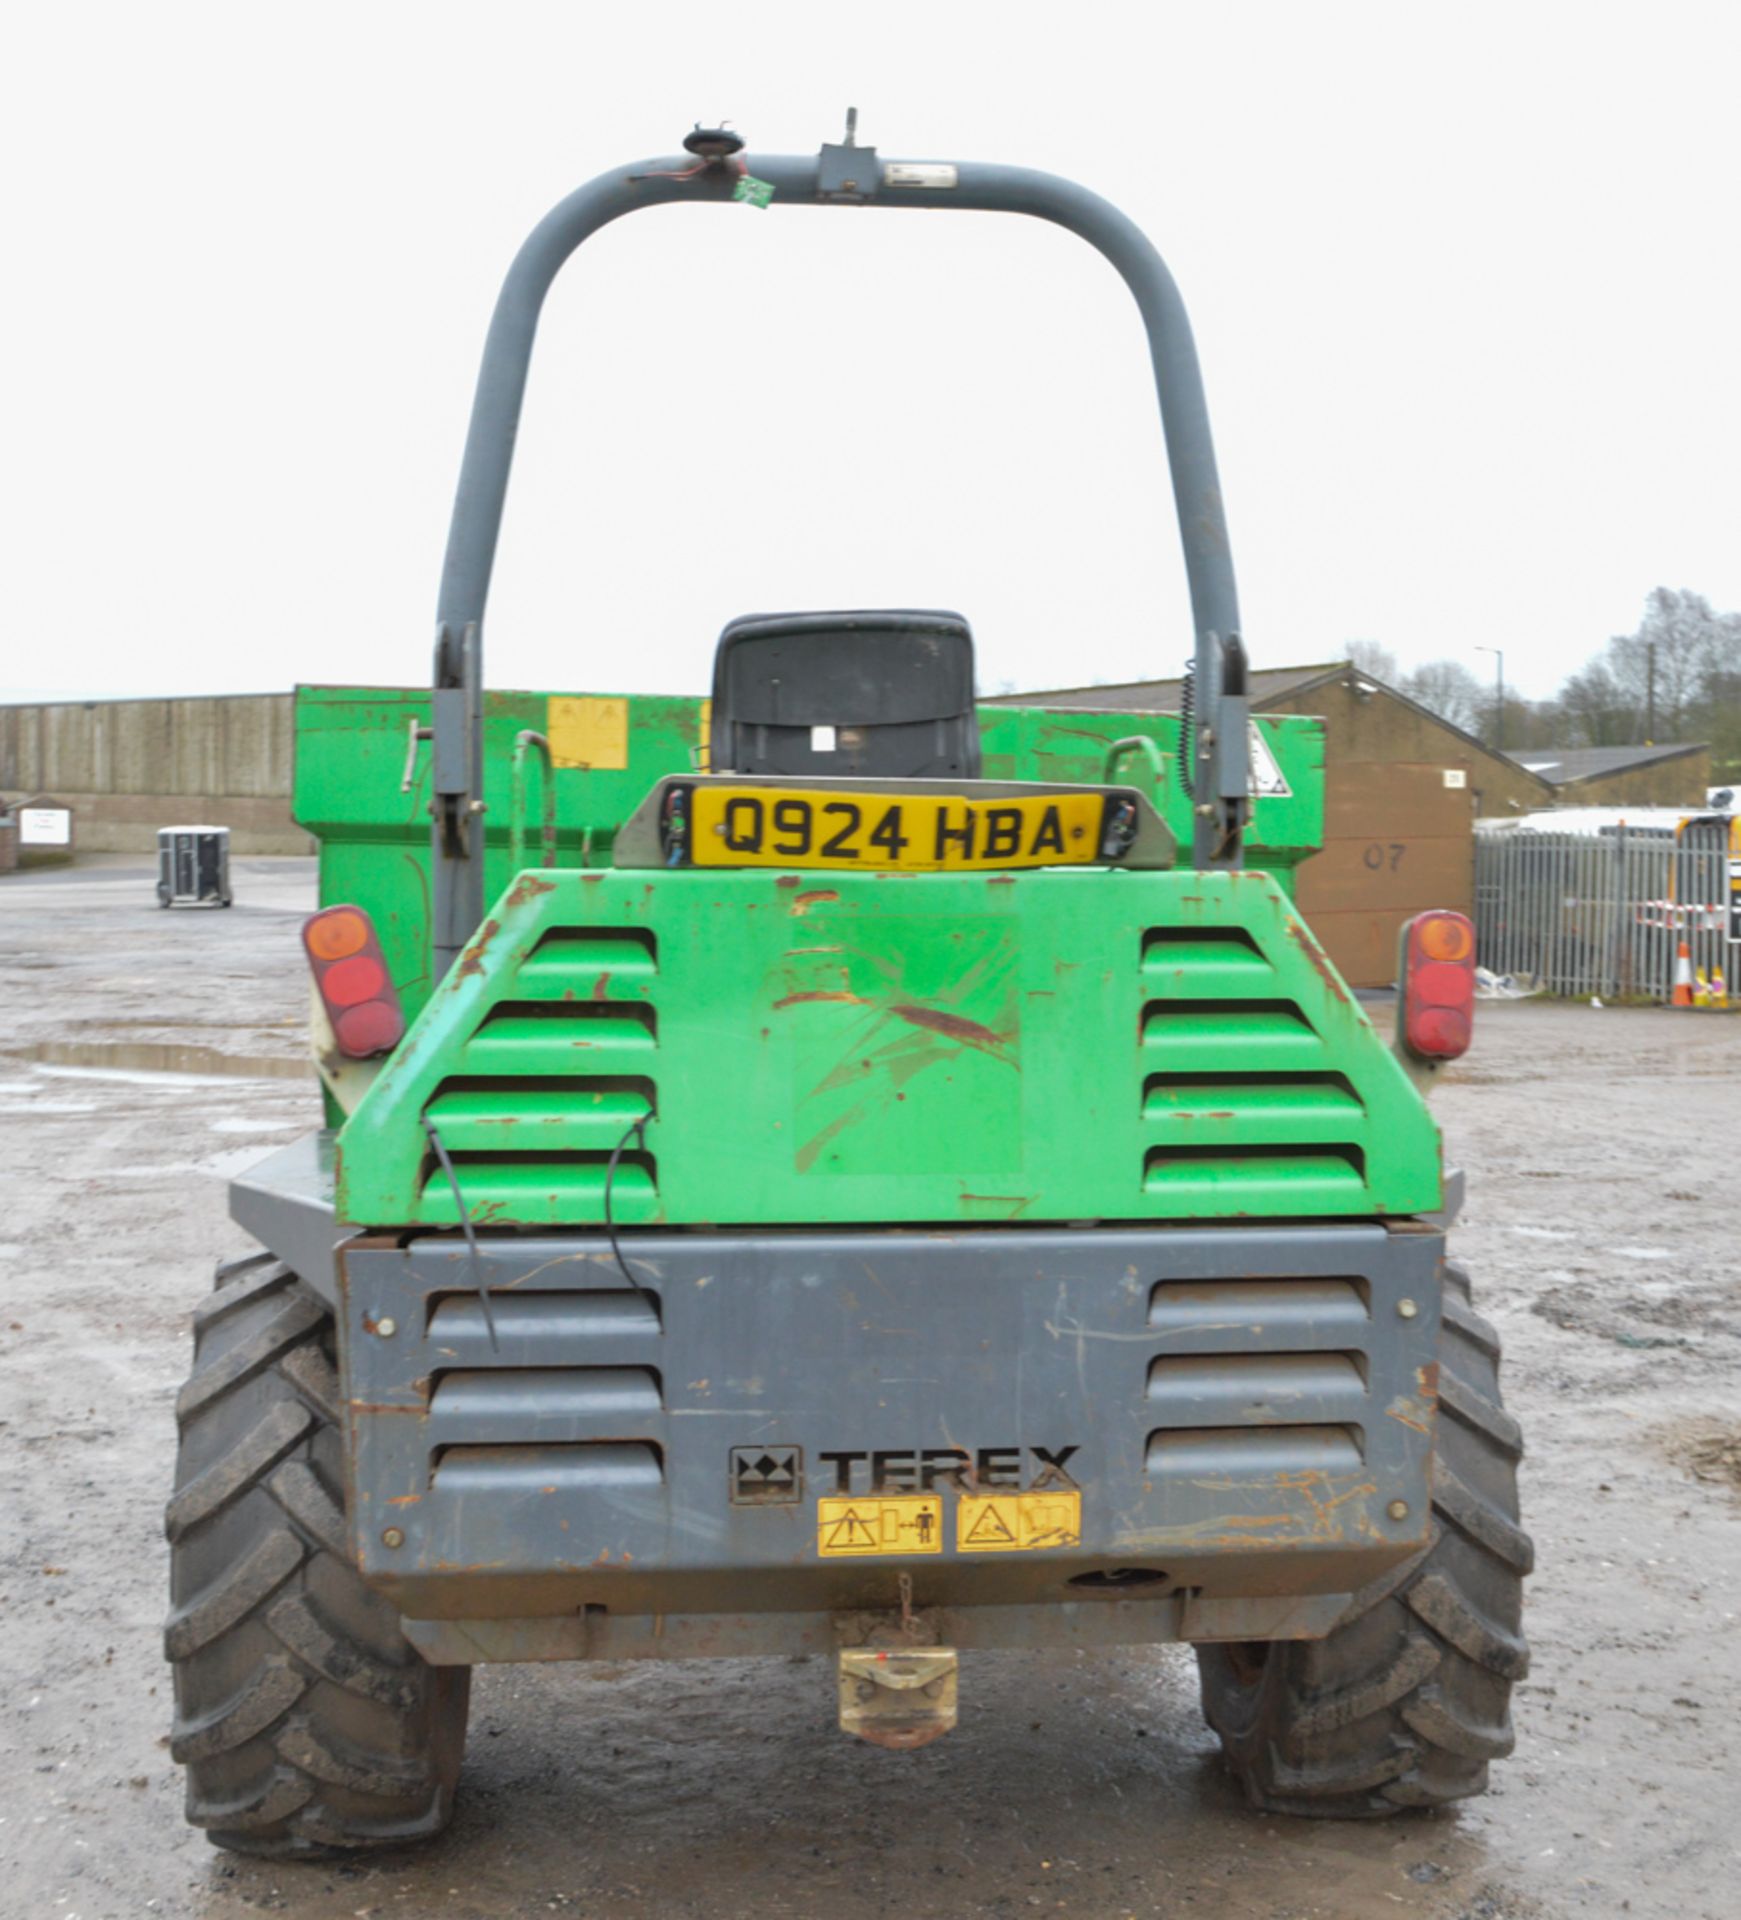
1196,1258,1529,1818
166,1257,469,1858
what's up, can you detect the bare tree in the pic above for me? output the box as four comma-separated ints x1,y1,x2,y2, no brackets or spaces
1535,588,1741,781
1557,662,1637,748
1345,639,1399,683
1606,588,1725,740
1400,659,1484,734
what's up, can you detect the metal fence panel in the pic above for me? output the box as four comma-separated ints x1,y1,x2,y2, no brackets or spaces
1473,826,1735,1002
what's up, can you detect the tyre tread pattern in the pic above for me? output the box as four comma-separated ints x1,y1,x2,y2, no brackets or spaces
1197,1256,1531,1817
166,1258,468,1857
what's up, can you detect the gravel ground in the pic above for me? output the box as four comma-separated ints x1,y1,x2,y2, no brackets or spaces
2,856,1738,1920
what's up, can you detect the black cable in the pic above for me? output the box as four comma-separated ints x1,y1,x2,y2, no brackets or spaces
603,1110,657,1303
422,1116,500,1352
1178,658,1195,796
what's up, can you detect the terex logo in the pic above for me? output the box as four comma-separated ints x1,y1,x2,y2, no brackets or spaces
818,1445,1081,1495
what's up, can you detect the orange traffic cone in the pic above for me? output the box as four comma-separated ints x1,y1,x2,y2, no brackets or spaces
1672,941,1695,1006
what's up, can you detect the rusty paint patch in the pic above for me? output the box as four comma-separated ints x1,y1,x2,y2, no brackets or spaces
890,1004,1010,1058
453,917,501,981
504,873,557,908
386,1492,422,1507
1287,917,1350,1005
773,990,873,1011
591,971,613,1001
790,889,839,916
775,875,801,890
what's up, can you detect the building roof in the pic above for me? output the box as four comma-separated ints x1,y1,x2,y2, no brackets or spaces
995,658,1536,783
1511,742,1709,786
985,663,1346,711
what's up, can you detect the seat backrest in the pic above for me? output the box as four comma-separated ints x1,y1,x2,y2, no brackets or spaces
709,610,980,779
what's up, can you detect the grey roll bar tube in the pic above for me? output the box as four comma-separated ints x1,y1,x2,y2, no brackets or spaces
429,133,1250,973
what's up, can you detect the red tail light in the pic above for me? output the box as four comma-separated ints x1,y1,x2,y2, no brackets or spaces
1401,910,1475,1061
302,905,405,1059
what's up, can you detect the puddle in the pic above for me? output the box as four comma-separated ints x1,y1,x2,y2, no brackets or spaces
35,1062,269,1090
13,1039,312,1082
209,1116,302,1134
0,1101,100,1115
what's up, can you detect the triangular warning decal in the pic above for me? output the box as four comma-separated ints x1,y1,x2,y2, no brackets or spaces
965,1505,1017,1545
1247,721,1292,797
825,1508,879,1550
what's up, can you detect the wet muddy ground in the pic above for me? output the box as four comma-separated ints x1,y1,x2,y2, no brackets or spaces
2,855,1738,1919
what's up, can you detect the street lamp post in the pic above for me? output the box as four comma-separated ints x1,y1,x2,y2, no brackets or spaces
1476,645,1505,750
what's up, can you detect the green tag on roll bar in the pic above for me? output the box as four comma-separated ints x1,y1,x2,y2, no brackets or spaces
733,173,775,209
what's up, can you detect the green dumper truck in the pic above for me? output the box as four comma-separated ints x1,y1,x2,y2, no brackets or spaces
165,122,1528,1856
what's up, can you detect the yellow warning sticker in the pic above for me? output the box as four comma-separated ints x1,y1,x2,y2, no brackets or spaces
817,1495,943,1557
549,695,629,771
958,1491,1082,1553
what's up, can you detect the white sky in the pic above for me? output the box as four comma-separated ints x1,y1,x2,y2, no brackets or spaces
3,2,1737,706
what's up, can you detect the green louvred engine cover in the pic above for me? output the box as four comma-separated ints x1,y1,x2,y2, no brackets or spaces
335,866,1442,1229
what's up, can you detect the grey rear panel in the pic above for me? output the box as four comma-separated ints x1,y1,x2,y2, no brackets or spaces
341,1224,1443,1644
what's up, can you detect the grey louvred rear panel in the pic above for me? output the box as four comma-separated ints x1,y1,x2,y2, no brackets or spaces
341,1223,1442,1623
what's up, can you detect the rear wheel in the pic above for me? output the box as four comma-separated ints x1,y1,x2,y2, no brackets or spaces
1196,1258,1531,1815
165,1253,470,1856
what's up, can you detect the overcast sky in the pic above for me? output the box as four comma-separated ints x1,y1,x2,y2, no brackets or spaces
4,2,1737,707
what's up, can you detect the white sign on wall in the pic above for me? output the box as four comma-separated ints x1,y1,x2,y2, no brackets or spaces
19,808,72,847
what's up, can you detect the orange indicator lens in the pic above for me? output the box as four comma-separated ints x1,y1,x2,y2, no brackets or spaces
306,909,368,962
1418,915,1473,963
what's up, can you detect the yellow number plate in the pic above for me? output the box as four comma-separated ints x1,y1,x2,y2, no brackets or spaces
817,1495,944,1557
690,787,1107,871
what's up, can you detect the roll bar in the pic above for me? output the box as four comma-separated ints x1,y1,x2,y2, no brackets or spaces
428,121,1250,971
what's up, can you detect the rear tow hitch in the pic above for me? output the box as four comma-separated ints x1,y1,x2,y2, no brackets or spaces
837,1645,960,1750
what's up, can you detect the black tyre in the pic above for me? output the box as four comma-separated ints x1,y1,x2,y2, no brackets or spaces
165,1253,470,1857
1196,1258,1532,1816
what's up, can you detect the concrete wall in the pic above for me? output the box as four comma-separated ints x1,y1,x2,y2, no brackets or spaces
0,695,311,854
